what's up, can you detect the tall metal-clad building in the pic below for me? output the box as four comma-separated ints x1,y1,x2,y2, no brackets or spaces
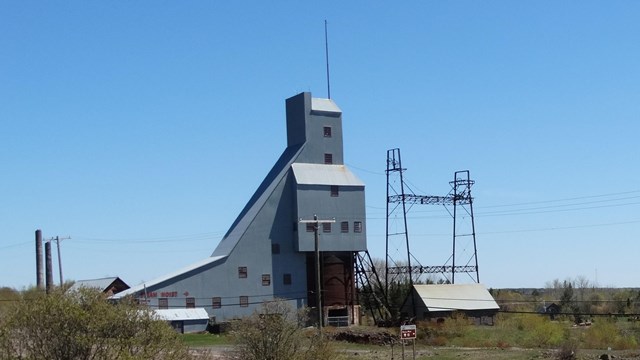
113,92,367,324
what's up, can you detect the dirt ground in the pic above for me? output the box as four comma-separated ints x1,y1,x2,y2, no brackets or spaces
190,345,640,360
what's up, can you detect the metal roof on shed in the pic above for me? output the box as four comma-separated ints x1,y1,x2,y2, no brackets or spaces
413,283,499,312
153,308,210,321
292,163,364,186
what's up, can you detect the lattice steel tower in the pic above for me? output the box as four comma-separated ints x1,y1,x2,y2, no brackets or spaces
385,148,480,297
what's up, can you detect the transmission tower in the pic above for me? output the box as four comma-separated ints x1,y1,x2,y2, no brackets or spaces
385,148,480,296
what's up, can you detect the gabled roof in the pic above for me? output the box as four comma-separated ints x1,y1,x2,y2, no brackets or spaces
111,255,226,299
412,284,499,312
292,163,364,186
153,308,210,321
68,277,129,294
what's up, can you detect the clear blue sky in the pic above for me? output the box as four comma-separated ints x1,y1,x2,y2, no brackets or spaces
1,1,639,290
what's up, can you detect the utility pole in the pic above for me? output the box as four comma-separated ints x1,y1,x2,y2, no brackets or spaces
45,236,70,286
299,215,335,336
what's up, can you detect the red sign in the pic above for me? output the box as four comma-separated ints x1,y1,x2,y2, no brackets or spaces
400,325,417,340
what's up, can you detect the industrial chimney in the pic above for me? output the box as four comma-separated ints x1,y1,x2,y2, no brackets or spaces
45,241,53,294
35,229,43,290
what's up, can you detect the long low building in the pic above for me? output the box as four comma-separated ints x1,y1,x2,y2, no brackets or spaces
401,283,500,324
153,308,210,334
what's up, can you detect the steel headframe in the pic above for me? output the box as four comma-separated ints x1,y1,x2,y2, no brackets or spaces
385,148,480,295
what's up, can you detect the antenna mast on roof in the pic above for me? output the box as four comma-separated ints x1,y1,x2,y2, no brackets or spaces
325,19,331,99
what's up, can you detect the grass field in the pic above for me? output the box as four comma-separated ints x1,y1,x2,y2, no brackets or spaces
182,315,640,359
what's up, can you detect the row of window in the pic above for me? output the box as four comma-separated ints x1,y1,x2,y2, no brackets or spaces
157,296,256,309
305,221,363,233
237,267,292,285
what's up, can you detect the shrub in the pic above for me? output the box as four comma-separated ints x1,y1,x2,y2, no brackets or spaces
0,288,191,360
229,299,343,360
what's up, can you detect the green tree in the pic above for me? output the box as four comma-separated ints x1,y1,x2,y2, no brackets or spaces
0,288,191,360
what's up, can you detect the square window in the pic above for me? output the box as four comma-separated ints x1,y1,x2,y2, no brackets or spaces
323,126,332,137
354,221,363,233
322,222,331,233
238,266,248,278
324,153,333,164
341,221,349,233
272,243,280,254
239,296,249,307
330,185,339,197
283,273,292,285
212,297,221,309
158,298,168,310
186,297,195,309
306,223,315,232
262,274,271,286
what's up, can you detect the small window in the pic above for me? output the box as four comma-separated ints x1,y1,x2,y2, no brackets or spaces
323,126,332,137
212,297,221,309
330,185,339,197
306,223,315,232
341,221,349,233
272,243,280,254
239,296,249,307
186,297,195,309
324,153,333,164
238,266,248,278
322,222,331,233
283,273,292,285
354,221,363,233
262,274,271,286
158,298,168,309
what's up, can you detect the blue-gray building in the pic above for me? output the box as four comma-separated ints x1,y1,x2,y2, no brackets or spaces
113,92,367,325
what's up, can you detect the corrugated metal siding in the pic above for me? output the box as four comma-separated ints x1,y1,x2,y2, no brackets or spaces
112,255,226,299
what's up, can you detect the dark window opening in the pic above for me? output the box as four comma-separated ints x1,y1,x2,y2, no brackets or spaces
306,223,315,232
239,296,249,307
354,221,363,233
323,126,332,137
341,221,349,233
272,243,280,254
324,153,333,164
262,274,271,286
238,266,248,278
330,185,339,197
186,297,195,309
322,222,331,233
212,297,221,309
159,298,168,310
283,273,292,285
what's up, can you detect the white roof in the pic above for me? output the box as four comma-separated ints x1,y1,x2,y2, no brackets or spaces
292,163,364,186
413,283,499,312
311,98,341,114
111,255,226,299
153,308,210,321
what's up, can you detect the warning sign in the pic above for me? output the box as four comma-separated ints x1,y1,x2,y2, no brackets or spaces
400,324,416,340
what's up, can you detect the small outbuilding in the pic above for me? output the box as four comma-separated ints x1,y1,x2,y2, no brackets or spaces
153,308,210,334
401,283,500,325
68,277,130,296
